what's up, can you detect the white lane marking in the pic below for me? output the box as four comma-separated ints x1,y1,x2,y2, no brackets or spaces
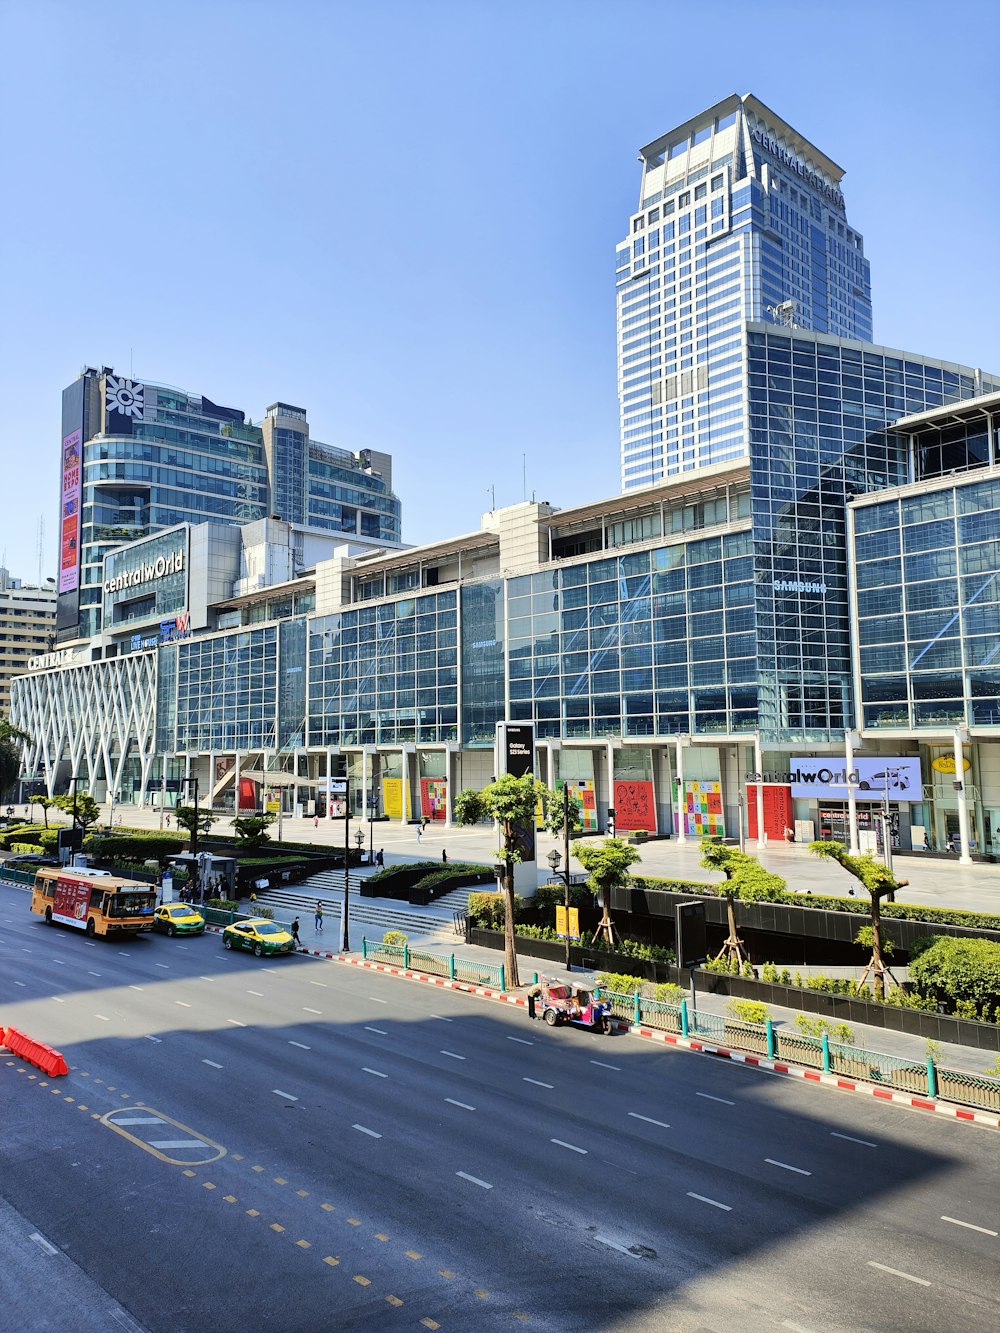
199,976,215,982
302,1007,322,1015
247,990,264,997
289,1041,311,1050
363,1068,388,1079
114,1117,165,1126
84,941,96,947
868,1261,931,1287
782,1323,818,1333
687,1191,732,1212
696,1092,735,1106
430,1013,452,1021
456,1171,492,1190
831,1131,877,1148
30,1232,58,1256
94,1014,110,1022
203,1060,223,1069
274,1089,299,1102
261,969,280,975
155,964,169,970
117,952,130,958
628,1112,670,1129
145,1035,162,1043
150,1139,208,1150
364,1026,387,1035
353,1124,382,1139
227,1019,246,1027
368,996,387,1004
51,997,64,1004
440,1050,465,1061
602,1159,640,1177
523,1077,554,1089
507,1036,533,1045
766,1158,812,1177
551,1138,587,1154
445,1098,476,1111
594,1234,638,1257
941,1215,999,1237
51,959,65,965
87,971,101,977
175,1001,192,1008
129,985,144,992
591,1060,620,1071
14,980,25,987
310,981,327,987
177,945,188,951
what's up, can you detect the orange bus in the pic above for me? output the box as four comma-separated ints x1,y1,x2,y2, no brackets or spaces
30,867,156,938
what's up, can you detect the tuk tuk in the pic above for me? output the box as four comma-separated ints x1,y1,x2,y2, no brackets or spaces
535,977,614,1034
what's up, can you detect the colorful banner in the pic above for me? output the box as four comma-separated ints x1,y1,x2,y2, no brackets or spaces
381,776,409,821
59,428,82,594
237,777,258,812
420,777,448,822
568,779,598,833
677,779,724,838
746,785,793,841
555,905,581,941
613,779,657,833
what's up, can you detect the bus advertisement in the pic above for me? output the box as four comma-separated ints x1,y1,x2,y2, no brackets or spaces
31,868,156,938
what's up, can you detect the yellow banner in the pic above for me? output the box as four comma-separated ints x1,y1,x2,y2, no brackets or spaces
555,906,581,941
382,777,404,820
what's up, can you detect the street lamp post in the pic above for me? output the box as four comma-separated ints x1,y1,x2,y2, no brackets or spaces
341,789,352,952
737,790,746,853
70,773,83,832
182,776,201,896
368,789,377,866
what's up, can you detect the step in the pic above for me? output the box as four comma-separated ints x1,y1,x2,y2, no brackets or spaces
255,888,455,939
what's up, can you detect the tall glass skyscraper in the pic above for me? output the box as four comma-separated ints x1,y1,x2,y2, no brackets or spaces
617,93,873,489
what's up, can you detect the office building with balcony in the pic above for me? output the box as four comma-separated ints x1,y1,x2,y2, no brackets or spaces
0,570,56,716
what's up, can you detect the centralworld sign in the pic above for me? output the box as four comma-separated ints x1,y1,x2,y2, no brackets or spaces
750,125,845,212
104,549,185,595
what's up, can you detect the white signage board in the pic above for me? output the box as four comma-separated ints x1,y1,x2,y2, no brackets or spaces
790,757,921,802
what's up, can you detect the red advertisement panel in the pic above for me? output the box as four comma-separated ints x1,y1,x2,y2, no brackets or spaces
59,428,82,594
237,777,259,811
746,785,794,841
419,778,447,822
53,876,91,928
613,780,657,833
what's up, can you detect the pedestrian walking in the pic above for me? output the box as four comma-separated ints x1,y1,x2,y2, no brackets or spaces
165,813,171,828
291,916,301,948
313,814,319,828
416,824,422,844
314,901,324,932
442,849,448,864
375,848,384,869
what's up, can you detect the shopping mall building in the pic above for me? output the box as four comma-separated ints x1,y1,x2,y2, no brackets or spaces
12,96,1000,863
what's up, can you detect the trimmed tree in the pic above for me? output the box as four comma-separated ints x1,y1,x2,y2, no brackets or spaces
33,795,56,828
53,792,102,831
174,803,216,842
453,773,561,990
572,838,641,949
809,840,902,999
700,841,786,969
233,813,277,850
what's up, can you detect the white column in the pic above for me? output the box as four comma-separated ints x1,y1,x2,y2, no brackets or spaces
605,739,615,835
845,729,860,855
208,750,216,810
402,747,414,823
754,734,766,850
674,737,686,844
361,748,370,830
326,748,335,818
955,728,973,865
234,752,242,817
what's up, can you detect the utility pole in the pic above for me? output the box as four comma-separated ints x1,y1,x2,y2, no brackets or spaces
341,783,351,951
563,782,572,972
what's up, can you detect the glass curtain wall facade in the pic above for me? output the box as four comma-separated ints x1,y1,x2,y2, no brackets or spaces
618,93,872,489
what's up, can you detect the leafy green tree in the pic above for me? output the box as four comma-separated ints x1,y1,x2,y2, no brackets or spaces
572,838,641,949
809,840,902,999
454,773,561,989
700,841,786,969
233,812,277,850
0,717,28,802
32,795,56,828
53,792,101,831
174,804,216,841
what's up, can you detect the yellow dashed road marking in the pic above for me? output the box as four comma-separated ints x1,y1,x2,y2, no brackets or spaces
296,1189,309,1197
353,1275,371,1287
475,1287,489,1299
375,1233,390,1242
321,1203,335,1212
296,1239,311,1249
405,1250,422,1261
232,1153,244,1160
270,1223,285,1233
202,1182,216,1191
247,1209,260,1218
386,1295,403,1307
224,1195,238,1204
252,1165,264,1173
78,1105,88,1111
183,1170,196,1178
420,1320,440,1330
347,1217,361,1227
323,1256,340,1267
515,1314,530,1323
438,1269,455,1279
274,1176,287,1185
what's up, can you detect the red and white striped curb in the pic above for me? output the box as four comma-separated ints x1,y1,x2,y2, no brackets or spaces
206,929,1000,1131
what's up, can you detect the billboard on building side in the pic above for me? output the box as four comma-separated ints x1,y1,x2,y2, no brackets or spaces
59,428,82,594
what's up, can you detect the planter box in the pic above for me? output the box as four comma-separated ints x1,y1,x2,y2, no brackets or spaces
467,927,675,982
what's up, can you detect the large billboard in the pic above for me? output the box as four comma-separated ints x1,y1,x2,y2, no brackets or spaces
58,428,82,594
788,757,922,802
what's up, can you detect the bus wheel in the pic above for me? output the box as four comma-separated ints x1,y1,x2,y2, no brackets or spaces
86,918,96,938
44,906,53,924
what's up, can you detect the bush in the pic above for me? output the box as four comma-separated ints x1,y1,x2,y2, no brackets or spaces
468,891,525,931
382,930,408,947
794,1014,856,1044
727,999,770,1025
0,824,49,850
86,831,187,862
593,972,684,1005
9,842,43,854
206,898,239,913
909,936,1000,1016
533,883,595,912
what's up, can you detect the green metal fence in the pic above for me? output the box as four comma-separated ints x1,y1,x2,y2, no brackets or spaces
775,1029,826,1069
936,1065,1000,1113
827,1041,928,1095
359,937,504,991
0,867,36,886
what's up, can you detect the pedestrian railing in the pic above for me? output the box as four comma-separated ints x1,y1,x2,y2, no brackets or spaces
0,867,36,886
597,988,1000,1115
359,936,505,992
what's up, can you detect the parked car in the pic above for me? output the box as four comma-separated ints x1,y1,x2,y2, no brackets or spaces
152,903,206,936
222,918,295,957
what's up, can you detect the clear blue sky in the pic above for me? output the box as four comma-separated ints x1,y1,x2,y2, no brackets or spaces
1,0,997,582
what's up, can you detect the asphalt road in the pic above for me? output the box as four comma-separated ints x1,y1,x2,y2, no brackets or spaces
2,880,999,1332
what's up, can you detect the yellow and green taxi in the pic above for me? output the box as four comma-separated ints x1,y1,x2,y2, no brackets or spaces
152,902,206,936
222,918,296,957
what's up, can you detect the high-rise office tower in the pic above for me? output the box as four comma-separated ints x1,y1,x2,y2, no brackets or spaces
57,368,402,641
617,93,873,489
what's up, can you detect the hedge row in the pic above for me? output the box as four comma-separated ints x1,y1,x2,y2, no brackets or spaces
632,874,1000,934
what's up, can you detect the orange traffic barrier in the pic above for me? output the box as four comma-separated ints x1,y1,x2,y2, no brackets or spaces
0,1026,69,1077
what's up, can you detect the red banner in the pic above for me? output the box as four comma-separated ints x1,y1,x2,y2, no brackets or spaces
746,785,794,841
613,780,657,833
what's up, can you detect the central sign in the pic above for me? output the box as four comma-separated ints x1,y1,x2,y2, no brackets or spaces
104,549,185,595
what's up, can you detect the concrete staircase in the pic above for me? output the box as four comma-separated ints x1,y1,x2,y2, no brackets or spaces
256,869,461,941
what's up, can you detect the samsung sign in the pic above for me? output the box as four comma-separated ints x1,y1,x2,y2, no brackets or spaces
747,757,922,802
750,126,845,211
104,549,185,595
